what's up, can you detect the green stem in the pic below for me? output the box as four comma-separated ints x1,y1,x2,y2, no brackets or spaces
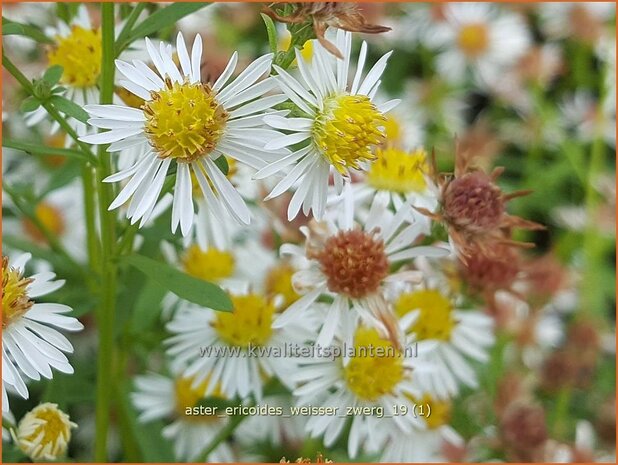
197,411,249,461
94,4,118,462
3,184,85,273
551,387,572,440
82,165,100,272
115,2,146,56
3,137,94,164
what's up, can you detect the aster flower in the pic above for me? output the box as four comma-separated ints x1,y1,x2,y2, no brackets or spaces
381,394,464,462
131,371,234,461
12,403,76,461
80,32,288,234
274,191,450,348
391,278,495,399
348,146,438,234
2,254,83,413
165,287,318,401
426,2,530,85
415,142,544,261
291,316,435,458
258,29,400,220
263,3,390,58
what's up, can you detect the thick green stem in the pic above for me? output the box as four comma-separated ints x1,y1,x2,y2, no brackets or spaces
82,165,100,272
94,4,118,462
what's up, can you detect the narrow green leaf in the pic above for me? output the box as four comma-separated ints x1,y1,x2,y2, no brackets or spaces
49,95,90,123
214,155,229,175
3,137,94,163
261,13,278,54
123,3,210,45
43,65,64,86
2,17,54,44
130,279,168,331
123,255,233,311
20,96,41,113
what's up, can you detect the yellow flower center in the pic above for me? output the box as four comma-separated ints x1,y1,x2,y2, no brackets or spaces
395,290,455,341
17,403,74,461
313,95,386,175
182,245,235,283
212,294,275,348
343,327,404,401
367,147,428,194
143,80,228,162
2,256,33,328
410,394,452,429
457,23,489,58
264,262,300,309
174,376,223,422
383,114,403,144
22,202,65,244
47,26,102,88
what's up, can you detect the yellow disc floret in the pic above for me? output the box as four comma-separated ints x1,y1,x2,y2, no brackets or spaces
343,327,404,401
410,393,452,429
2,256,33,328
22,202,65,244
174,375,223,422
313,95,386,174
395,289,456,341
367,147,428,194
457,23,489,58
143,80,228,162
212,294,275,348
48,26,102,88
264,262,300,308
182,245,235,283
16,403,75,461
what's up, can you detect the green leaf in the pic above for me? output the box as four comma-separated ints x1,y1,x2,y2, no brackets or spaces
123,255,233,311
20,96,41,113
261,13,278,54
2,17,54,44
49,95,90,123
130,279,169,331
3,137,94,163
214,155,229,175
122,3,210,45
43,65,64,86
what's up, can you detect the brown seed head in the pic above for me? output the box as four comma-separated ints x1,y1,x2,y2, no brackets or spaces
313,229,389,299
443,171,505,233
501,403,548,459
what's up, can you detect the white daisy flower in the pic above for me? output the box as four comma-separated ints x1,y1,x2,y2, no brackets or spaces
560,91,616,147
381,394,464,462
2,253,83,413
25,5,148,140
131,371,234,462
292,316,435,458
391,281,495,399
3,180,87,262
12,402,76,461
274,191,450,348
346,146,438,234
426,3,530,86
258,29,400,220
80,31,288,235
165,288,318,401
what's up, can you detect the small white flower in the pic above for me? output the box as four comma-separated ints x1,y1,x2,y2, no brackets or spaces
13,402,76,461
292,314,434,458
426,3,530,86
391,277,495,399
275,191,449,347
165,288,318,401
131,371,234,462
259,29,400,220
80,32,288,235
2,253,83,413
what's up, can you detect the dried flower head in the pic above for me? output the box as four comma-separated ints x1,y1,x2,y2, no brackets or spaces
416,142,544,261
263,2,390,58
280,453,332,463
500,403,548,461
